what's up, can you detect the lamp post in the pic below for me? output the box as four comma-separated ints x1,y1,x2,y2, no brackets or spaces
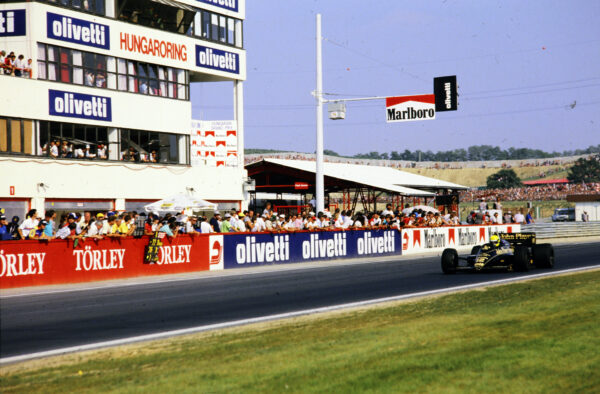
315,13,325,213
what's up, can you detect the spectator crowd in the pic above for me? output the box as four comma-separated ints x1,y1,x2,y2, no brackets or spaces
0,204,468,242
461,182,600,202
1,50,32,78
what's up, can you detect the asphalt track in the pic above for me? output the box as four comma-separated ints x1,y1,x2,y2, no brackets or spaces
1,241,599,360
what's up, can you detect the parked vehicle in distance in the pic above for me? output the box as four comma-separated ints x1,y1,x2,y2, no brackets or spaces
552,208,575,222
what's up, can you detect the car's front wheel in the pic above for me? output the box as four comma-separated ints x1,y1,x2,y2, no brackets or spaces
513,245,529,272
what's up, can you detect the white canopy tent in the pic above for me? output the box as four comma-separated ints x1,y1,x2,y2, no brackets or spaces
144,193,217,215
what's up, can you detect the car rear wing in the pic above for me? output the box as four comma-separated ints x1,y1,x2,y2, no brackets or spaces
499,232,536,246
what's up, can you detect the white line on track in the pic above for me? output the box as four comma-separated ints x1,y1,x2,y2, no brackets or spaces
1,264,599,365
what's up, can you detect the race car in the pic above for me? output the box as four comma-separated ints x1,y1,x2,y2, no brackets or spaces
441,232,554,274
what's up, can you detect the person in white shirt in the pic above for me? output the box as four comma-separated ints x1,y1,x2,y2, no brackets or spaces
236,215,247,232
97,144,107,159
50,141,59,158
185,216,198,234
513,209,526,224
85,220,105,238
18,209,39,239
381,204,394,217
84,145,96,159
199,216,213,233
73,146,84,158
254,214,267,232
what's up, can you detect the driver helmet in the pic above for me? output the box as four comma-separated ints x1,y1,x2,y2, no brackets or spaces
490,234,500,247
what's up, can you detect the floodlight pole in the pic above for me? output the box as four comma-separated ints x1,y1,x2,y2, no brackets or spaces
315,13,325,213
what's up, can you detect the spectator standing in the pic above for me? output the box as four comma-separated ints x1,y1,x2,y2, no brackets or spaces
479,198,488,211
199,216,213,233
381,204,394,217
13,54,26,77
0,215,12,240
18,209,39,239
514,209,525,224
220,213,235,232
44,210,56,237
582,211,589,222
525,210,535,224
210,212,221,233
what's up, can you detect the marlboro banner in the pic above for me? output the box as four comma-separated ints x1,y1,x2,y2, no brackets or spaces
386,94,435,123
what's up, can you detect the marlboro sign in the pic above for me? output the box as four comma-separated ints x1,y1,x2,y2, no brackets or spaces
386,94,436,123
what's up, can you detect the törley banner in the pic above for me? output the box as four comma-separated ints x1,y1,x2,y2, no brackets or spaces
386,94,436,123
0,236,211,289
401,224,520,255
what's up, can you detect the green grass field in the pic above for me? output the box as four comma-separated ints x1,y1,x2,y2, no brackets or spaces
2,270,599,393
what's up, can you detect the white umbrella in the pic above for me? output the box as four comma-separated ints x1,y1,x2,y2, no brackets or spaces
402,205,440,214
144,193,217,215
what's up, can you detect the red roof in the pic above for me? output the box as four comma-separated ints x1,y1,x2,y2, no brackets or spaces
522,178,569,186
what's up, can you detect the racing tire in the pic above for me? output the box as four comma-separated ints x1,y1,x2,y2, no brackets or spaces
533,244,554,268
513,245,529,272
471,245,481,256
441,248,458,274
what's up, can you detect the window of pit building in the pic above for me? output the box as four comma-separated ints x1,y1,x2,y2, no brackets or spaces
0,117,35,156
116,0,196,34
119,129,188,165
39,0,106,17
190,10,243,48
37,43,189,100
38,120,110,160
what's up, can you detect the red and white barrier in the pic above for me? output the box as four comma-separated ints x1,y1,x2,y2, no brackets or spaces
401,224,520,255
0,235,212,289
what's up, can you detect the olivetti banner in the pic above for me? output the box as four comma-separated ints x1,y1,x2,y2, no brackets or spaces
222,229,402,268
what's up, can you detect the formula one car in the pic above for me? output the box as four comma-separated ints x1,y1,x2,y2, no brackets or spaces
441,232,554,274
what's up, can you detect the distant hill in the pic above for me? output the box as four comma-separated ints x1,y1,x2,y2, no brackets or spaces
246,144,600,162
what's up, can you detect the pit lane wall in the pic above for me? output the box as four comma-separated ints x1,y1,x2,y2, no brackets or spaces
0,225,518,289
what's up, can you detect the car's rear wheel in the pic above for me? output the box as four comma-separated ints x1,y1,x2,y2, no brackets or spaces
533,244,554,268
441,249,458,274
471,245,481,255
514,245,529,272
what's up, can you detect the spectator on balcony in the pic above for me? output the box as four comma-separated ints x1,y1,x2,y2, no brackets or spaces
97,144,107,159
13,54,26,77
84,145,96,159
85,219,105,238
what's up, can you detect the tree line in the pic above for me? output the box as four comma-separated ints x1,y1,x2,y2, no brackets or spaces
246,145,600,162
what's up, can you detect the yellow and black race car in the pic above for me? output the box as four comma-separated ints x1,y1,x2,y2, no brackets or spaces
441,233,554,274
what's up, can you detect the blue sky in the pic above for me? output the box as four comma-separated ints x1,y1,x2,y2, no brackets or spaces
191,0,600,156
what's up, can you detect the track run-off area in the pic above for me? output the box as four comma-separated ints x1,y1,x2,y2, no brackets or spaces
1,239,599,364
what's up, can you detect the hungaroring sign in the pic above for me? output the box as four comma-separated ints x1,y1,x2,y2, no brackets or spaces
386,94,436,123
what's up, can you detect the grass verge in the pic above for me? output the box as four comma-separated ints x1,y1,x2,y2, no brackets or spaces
2,271,599,393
